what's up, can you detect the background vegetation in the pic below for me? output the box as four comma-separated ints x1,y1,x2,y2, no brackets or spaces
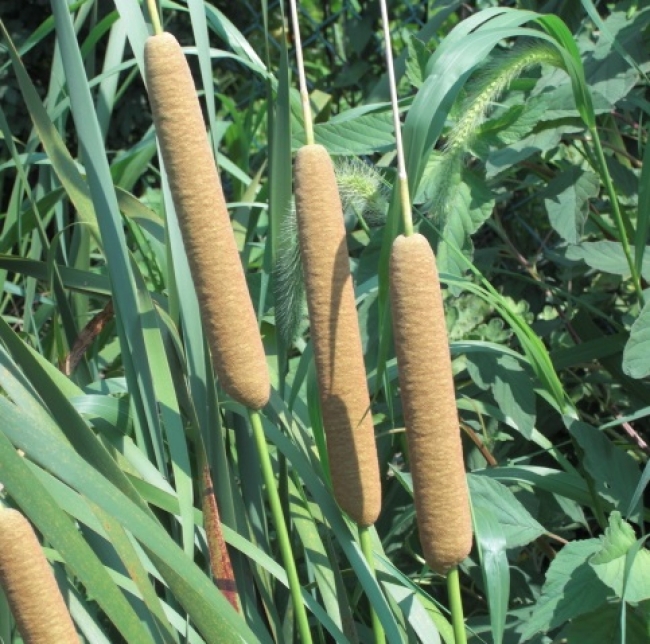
0,0,648,642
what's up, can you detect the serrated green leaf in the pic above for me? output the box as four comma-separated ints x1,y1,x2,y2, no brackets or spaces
432,168,494,281
405,36,429,89
468,475,546,549
543,167,600,244
567,420,642,522
623,300,650,379
520,539,611,638
293,110,395,155
591,512,637,564
589,512,650,603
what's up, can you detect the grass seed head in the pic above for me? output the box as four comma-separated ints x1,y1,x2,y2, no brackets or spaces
294,144,381,527
145,32,269,410
389,233,472,573
0,508,79,643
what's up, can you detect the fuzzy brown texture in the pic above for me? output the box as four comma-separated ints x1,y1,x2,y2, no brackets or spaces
294,144,381,527
389,234,472,574
0,509,79,643
145,33,269,410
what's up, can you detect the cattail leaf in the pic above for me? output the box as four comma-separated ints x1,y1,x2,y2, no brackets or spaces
471,505,509,644
0,393,258,643
288,477,345,637
260,410,404,643
636,116,650,279
0,21,99,241
187,0,219,152
204,4,266,75
0,412,154,643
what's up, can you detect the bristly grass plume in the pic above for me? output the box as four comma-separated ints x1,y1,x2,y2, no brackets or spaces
429,41,563,220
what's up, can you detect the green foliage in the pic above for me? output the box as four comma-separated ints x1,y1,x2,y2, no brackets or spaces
0,1,648,643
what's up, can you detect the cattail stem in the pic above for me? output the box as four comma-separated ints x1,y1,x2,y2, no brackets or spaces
447,567,467,644
146,0,162,36
0,509,79,643
379,0,412,236
249,410,313,644
359,526,385,644
288,0,314,145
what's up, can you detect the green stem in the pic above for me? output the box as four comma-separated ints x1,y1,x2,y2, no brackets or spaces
590,125,645,306
359,526,386,644
146,0,162,36
447,567,467,644
249,410,313,644
379,0,413,237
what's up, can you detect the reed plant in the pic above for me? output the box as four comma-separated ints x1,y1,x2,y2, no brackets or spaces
0,1,647,643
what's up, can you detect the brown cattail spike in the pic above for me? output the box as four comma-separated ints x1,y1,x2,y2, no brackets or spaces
294,144,381,527
145,33,269,410
389,233,472,574
0,508,79,643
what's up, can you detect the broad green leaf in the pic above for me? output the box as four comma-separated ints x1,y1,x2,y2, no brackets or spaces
294,111,395,156
565,241,650,280
520,539,611,638
468,475,545,549
477,466,592,509
589,512,650,603
543,167,600,244
428,167,494,281
531,8,650,121
567,420,642,522
485,123,579,178
466,353,536,439
623,300,650,379
558,603,650,644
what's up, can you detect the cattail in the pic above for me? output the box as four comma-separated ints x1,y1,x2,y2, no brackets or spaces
294,144,381,527
389,233,472,574
0,508,79,643
144,32,269,410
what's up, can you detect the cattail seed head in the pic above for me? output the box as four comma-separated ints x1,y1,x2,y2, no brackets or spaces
145,32,269,409
389,233,472,573
294,144,381,527
0,508,79,643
